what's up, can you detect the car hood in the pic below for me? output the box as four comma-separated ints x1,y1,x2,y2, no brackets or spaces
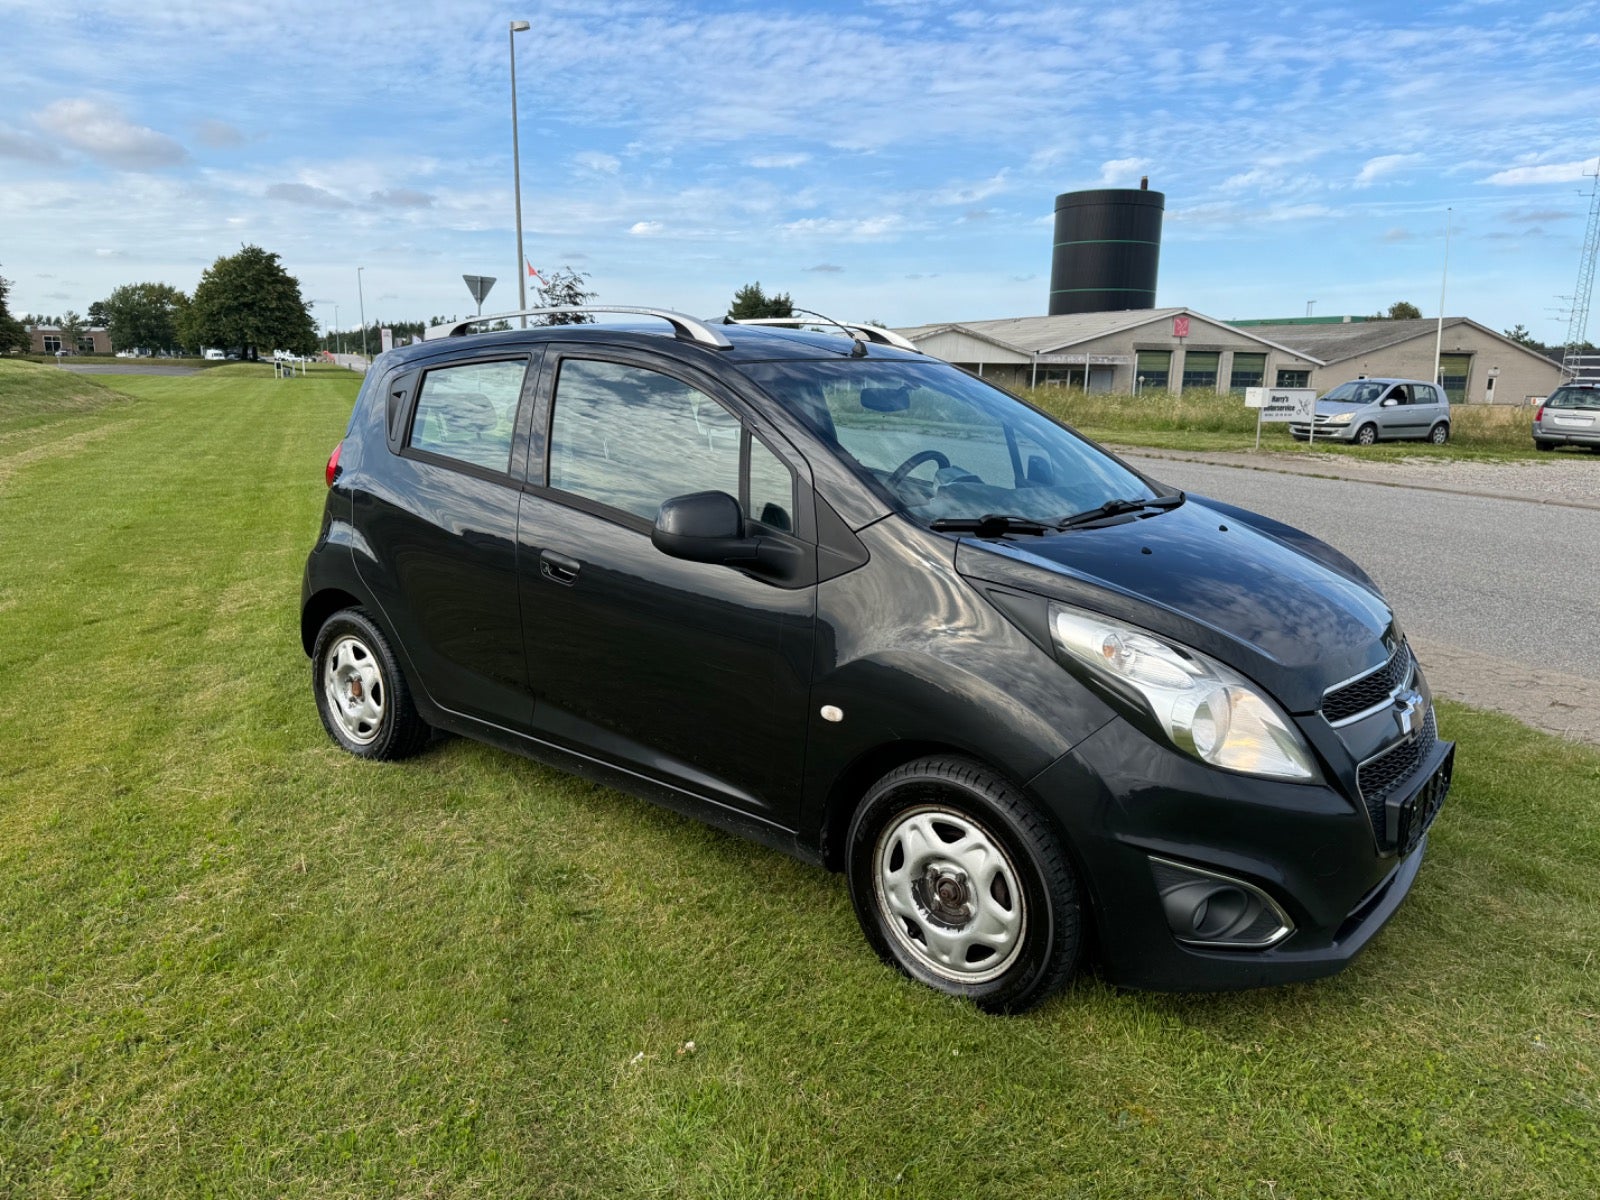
953,498,1395,713
1315,399,1364,414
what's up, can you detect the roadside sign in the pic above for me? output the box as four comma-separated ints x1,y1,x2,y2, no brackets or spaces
462,274,497,314
1246,387,1317,451
1256,388,1316,422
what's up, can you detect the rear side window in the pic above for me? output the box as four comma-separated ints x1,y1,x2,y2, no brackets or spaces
409,359,527,473
548,359,741,520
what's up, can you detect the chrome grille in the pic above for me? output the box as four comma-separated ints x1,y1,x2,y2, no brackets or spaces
1323,643,1414,724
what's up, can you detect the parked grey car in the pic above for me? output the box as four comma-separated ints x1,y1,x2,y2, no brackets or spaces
1289,378,1452,446
1532,384,1600,451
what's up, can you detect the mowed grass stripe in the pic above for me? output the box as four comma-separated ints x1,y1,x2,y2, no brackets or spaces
0,367,1595,1198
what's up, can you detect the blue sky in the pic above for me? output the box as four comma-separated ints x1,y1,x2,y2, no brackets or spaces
3,0,1599,337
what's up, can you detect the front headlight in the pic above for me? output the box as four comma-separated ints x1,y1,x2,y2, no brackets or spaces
1327,412,1354,425
1049,604,1318,781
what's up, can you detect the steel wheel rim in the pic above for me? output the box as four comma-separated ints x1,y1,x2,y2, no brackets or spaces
323,635,386,745
1358,426,1376,445
1432,425,1447,444
872,803,1027,985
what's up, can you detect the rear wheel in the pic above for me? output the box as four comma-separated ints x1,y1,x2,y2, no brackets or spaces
1355,423,1378,446
1429,422,1450,445
1535,440,1555,452
845,757,1081,1013
312,608,431,760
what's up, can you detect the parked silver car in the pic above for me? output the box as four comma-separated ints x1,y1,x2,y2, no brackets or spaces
1289,378,1452,446
1532,384,1600,451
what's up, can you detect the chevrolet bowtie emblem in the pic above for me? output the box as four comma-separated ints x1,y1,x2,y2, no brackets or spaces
1394,689,1425,739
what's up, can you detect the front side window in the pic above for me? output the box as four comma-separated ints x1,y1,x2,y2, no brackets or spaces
748,436,795,531
408,359,526,473
743,359,1156,524
1385,384,1411,405
1323,380,1387,405
547,359,741,521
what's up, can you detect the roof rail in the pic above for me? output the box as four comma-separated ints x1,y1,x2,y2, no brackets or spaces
425,307,733,349
728,310,923,354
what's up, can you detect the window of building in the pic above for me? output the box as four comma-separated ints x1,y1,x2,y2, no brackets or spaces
1437,354,1472,404
1276,368,1309,388
1229,353,1265,393
407,358,526,473
77,336,97,354
1181,351,1220,392
1135,350,1170,391
42,335,61,353
548,359,741,521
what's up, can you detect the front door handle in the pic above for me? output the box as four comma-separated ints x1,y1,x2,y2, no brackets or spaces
540,549,581,585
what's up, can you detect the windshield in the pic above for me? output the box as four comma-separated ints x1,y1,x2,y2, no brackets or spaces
1321,380,1388,405
1545,386,1600,409
741,359,1158,523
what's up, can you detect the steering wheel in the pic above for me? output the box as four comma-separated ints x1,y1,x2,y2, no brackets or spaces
887,449,950,489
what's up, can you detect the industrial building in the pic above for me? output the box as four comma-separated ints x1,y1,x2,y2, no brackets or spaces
896,178,1564,403
895,311,1564,404
25,323,110,355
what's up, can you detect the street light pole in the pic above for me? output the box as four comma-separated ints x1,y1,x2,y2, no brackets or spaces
357,267,368,358
1433,207,1452,390
510,19,530,329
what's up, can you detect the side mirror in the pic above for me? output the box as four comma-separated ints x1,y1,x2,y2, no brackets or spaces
652,491,751,563
652,491,803,581
1380,398,1399,407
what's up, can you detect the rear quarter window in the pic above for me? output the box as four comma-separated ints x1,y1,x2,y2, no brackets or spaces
408,359,527,473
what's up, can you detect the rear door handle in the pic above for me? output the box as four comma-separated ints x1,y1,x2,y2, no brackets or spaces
540,549,581,585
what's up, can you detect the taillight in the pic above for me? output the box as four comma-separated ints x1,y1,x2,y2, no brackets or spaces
1535,405,1546,423
325,440,343,487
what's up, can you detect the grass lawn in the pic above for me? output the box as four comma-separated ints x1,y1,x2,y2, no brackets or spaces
1,362,1597,1198
1024,386,1573,463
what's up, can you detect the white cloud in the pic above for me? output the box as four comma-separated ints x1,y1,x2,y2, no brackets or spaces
0,129,62,163
748,153,810,168
195,119,246,149
574,150,621,174
370,187,435,208
1097,157,1149,186
1484,158,1599,186
629,220,663,235
1354,153,1421,187
33,98,186,170
782,215,904,240
266,182,351,208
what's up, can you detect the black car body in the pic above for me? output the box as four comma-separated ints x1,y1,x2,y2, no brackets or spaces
301,310,1452,1010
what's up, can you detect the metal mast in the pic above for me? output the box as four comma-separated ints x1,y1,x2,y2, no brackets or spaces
1563,162,1600,380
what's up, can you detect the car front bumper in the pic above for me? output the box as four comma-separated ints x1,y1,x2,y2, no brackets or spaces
1029,714,1449,991
1287,421,1358,441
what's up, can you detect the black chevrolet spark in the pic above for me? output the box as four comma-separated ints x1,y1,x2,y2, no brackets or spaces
301,307,1453,1012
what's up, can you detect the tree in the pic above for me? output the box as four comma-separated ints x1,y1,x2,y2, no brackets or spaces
60,310,85,352
535,266,597,324
1377,300,1422,320
184,245,318,360
0,266,28,353
100,283,190,354
728,282,793,319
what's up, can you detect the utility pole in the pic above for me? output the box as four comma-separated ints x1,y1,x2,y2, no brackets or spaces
357,267,368,358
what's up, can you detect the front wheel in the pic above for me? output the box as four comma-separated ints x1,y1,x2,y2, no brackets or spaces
1355,423,1379,446
312,608,431,760
845,757,1082,1013
1428,422,1450,445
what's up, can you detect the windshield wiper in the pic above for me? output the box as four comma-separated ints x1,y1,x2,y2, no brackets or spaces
929,513,1056,537
1057,492,1185,530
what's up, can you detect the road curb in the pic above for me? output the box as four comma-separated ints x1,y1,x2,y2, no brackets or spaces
1115,446,1600,513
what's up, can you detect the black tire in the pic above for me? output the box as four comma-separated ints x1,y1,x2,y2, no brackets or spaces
1355,423,1378,446
1535,440,1555,452
311,608,431,760
845,756,1081,1013
1428,422,1449,445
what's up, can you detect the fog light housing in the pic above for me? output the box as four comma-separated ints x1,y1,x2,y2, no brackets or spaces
1150,856,1294,949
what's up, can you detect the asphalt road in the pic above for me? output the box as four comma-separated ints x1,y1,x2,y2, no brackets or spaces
1125,454,1600,688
